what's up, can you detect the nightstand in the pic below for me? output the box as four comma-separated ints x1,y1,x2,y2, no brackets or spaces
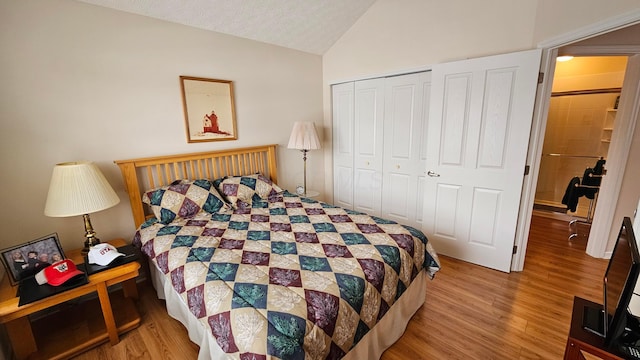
0,239,141,360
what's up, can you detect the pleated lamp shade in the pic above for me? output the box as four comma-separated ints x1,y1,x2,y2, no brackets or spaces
287,122,321,150
45,161,120,217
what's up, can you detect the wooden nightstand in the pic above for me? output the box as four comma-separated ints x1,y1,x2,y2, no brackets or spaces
0,239,141,360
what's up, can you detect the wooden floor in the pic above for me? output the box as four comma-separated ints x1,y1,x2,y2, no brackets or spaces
74,214,607,359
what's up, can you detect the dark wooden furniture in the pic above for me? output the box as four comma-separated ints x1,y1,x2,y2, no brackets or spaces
565,296,626,360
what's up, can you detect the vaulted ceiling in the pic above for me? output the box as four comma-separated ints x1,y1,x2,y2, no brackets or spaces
75,0,377,55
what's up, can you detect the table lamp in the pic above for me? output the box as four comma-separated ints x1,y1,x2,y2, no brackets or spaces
44,161,120,253
287,121,321,196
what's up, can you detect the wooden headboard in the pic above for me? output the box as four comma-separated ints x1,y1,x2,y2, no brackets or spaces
114,144,278,228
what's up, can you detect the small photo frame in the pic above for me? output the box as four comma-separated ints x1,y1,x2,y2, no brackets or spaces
0,233,65,286
180,76,238,143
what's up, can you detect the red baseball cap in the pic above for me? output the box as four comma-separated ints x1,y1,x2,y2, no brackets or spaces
35,259,84,286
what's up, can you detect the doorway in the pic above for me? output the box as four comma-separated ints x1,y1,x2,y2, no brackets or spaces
533,56,627,230
513,21,640,271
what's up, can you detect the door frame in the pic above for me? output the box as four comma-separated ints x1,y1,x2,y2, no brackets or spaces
512,9,640,271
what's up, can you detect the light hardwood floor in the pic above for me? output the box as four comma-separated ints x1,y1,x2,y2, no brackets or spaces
74,214,607,359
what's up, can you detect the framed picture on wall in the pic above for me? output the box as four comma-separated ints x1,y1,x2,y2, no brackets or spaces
179,76,238,143
0,233,66,286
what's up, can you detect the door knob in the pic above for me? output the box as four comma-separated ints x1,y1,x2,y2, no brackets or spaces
427,170,441,177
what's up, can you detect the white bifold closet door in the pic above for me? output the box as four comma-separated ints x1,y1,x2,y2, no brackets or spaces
353,78,385,216
332,72,431,228
381,72,431,228
332,82,355,210
332,78,385,216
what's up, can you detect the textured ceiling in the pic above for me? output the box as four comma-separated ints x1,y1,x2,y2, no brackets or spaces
75,0,377,55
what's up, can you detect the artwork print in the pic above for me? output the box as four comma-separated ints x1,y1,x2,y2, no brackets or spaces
180,76,238,143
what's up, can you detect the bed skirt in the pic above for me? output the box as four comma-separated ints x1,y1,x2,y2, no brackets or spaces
150,262,427,359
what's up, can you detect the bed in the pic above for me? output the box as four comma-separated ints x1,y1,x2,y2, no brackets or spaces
115,144,440,359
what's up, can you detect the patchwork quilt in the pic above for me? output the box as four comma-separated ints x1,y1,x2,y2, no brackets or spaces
134,192,440,359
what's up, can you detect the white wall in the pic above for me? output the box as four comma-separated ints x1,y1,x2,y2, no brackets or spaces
2,0,638,274
533,0,640,44
613,67,640,243
322,0,640,220
552,56,628,93
0,0,323,261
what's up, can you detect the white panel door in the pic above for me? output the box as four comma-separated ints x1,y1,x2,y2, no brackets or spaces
353,78,385,216
332,82,355,209
422,49,542,272
382,72,431,228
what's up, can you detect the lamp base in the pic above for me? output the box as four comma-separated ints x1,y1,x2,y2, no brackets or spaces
81,237,101,255
81,214,101,255
301,149,308,200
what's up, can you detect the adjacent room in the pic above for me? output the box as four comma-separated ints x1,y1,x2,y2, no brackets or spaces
1,0,640,359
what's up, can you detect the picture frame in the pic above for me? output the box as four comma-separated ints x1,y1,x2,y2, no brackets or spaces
0,233,65,286
179,76,238,143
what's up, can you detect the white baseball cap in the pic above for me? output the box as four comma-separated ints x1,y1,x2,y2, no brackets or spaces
88,243,125,266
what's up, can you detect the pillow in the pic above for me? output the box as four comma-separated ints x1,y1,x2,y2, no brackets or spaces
142,179,227,224
214,174,283,208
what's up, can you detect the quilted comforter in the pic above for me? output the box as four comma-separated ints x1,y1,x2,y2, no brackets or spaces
134,192,440,359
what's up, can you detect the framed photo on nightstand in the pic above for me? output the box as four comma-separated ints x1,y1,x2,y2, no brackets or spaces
0,233,65,286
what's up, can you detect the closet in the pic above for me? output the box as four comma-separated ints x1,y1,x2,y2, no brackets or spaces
332,71,431,229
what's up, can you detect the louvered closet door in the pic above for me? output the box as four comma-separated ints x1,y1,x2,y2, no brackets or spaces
353,78,385,216
381,72,431,229
332,82,355,209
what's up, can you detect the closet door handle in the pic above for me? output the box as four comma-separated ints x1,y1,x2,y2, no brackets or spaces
427,170,441,177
